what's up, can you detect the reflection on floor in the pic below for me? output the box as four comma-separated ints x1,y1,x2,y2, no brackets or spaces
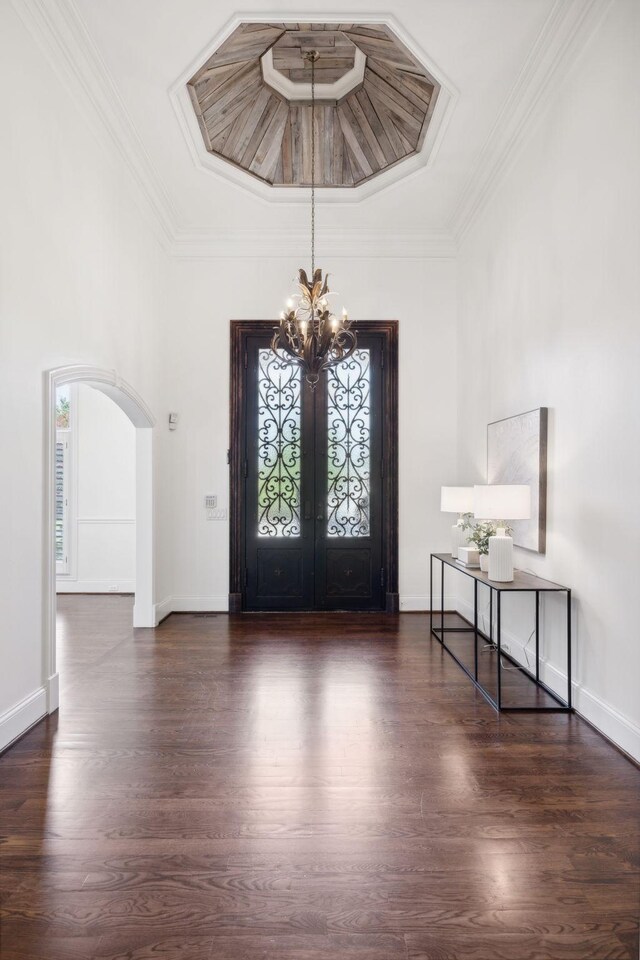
1,595,638,959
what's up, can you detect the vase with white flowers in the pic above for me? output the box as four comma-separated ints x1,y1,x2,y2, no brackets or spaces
463,519,512,572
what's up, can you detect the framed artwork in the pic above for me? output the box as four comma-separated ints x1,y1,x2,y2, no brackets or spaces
487,407,548,553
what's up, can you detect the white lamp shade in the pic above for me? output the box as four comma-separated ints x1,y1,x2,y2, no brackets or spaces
441,486,474,514
473,484,531,520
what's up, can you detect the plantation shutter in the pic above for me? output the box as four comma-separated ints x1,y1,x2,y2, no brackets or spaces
55,437,69,574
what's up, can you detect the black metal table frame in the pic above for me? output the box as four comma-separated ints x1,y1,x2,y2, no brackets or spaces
429,553,572,713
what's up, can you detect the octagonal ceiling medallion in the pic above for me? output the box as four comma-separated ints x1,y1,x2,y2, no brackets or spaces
186,21,442,189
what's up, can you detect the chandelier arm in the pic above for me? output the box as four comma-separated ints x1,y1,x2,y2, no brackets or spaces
334,328,357,357
318,335,358,376
317,316,333,354
273,333,307,369
304,332,316,375
311,53,315,275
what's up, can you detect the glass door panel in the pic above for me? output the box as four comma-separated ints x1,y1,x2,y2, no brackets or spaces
242,332,386,611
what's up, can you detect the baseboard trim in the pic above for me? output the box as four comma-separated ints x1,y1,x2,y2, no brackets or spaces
57,579,135,593
171,596,229,613
47,672,59,713
154,597,173,624
133,602,155,628
154,596,230,623
545,660,640,762
0,686,47,753
399,594,458,611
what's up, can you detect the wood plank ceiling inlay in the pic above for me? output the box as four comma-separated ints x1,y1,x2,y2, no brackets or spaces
272,30,357,83
187,22,441,188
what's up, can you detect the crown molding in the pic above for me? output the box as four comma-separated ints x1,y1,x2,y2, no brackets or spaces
10,0,179,251
450,0,614,245
170,228,457,260
169,11,458,205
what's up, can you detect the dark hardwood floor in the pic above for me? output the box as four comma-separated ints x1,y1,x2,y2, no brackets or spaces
0,596,638,960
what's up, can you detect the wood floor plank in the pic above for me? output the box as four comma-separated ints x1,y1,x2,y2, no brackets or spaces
405,930,637,960
0,596,638,959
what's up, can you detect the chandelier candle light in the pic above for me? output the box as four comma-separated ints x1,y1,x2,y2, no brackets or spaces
272,50,356,387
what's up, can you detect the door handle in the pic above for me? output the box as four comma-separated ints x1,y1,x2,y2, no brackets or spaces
304,501,312,521
316,509,324,521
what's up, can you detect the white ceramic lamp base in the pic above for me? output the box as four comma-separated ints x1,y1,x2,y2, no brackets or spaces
451,523,467,558
488,530,514,582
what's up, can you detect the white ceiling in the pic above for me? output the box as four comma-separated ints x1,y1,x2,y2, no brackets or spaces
67,0,561,241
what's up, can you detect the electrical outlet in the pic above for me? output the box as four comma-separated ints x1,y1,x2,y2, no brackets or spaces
207,507,227,521
107,585,119,593
502,643,510,653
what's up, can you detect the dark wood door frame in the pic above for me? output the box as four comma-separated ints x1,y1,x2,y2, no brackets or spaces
229,319,399,613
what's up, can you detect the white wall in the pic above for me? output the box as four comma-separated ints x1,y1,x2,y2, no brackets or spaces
0,3,164,749
157,254,459,615
57,384,136,594
456,0,640,758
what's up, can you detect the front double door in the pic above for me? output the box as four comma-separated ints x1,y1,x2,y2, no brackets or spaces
240,330,389,611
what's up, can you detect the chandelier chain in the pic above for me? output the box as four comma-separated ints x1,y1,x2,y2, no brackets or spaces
311,53,315,275
272,47,356,387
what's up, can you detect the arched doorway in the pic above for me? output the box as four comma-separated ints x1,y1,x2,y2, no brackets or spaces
44,366,155,714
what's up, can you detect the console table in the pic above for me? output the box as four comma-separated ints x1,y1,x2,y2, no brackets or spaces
430,553,572,712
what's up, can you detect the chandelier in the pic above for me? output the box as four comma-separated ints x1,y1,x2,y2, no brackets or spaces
272,50,356,388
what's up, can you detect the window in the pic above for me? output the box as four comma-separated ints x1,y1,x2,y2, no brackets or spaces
327,349,371,537
55,386,71,575
257,349,302,537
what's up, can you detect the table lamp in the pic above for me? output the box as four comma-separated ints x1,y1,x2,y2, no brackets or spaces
441,486,474,558
473,485,531,581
